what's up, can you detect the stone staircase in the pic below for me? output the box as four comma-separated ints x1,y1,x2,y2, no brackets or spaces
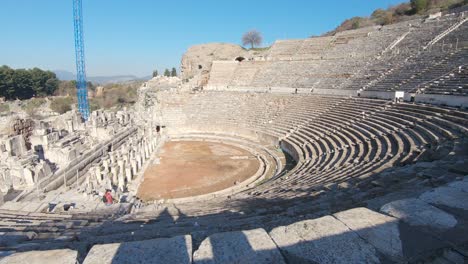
1,178,466,263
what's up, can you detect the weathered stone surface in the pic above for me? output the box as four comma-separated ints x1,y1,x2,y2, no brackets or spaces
83,235,192,264
0,231,37,247
269,215,380,264
334,207,403,261
181,43,248,81
381,198,457,229
420,186,468,210
193,228,285,264
0,249,77,264
447,179,468,193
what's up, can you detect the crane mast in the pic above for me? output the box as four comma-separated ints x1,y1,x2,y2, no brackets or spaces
73,0,90,120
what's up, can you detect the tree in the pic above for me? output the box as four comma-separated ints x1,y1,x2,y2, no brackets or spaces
163,69,170,77
0,66,14,99
13,69,33,99
152,70,158,77
0,66,58,100
242,30,263,49
411,0,428,13
171,68,177,77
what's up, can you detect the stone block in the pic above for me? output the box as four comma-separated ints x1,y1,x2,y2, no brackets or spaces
381,198,457,229
193,228,285,264
334,207,403,261
420,186,468,210
269,215,380,263
83,235,192,264
0,249,77,264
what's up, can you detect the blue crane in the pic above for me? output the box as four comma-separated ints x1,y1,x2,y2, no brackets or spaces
72,0,90,120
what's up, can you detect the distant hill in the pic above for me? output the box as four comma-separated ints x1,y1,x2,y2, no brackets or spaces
54,70,151,84
54,70,76,81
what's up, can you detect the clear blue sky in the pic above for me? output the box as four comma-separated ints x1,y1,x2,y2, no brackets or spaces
0,0,406,77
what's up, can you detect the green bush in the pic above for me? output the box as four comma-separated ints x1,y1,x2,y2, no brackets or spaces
50,97,74,114
411,0,429,13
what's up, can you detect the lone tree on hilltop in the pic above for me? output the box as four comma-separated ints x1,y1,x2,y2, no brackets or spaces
242,30,263,49
152,70,158,77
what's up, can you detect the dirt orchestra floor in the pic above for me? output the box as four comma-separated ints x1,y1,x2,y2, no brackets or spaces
137,141,260,201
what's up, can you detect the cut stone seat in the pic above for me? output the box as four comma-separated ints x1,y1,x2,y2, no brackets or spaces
431,116,468,135
419,186,468,211
381,198,458,229
193,229,285,264
0,231,38,247
0,210,74,220
0,249,78,264
269,214,381,263
83,235,192,264
334,207,403,261
412,123,442,144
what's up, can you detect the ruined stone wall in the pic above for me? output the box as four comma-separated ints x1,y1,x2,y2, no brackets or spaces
10,118,34,148
180,43,267,88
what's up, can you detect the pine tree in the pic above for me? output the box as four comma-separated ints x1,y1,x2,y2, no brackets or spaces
163,69,170,77
152,70,158,77
171,67,177,77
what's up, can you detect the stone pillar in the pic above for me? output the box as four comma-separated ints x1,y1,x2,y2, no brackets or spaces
102,159,110,173
130,159,138,176
144,144,149,159
85,174,92,192
140,148,146,162
66,120,74,132
109,153,116,164
23,168,35,187
125,168,132,182
136,154,142,170
117,160,125,177
123,154,129,164
111,166,118,186
95,166,103,183
117,171,125,192
103,174,112,190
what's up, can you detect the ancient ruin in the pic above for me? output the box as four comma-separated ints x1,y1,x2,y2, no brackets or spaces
0,8,467,264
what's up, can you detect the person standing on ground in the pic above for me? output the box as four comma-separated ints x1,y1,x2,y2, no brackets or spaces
104,189,113,205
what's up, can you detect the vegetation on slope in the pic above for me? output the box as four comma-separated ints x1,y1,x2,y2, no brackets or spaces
55,80,140,112
22,98,46,116
325,0,467,35
50,97,74,114
90,82,140,110
0,103,9,114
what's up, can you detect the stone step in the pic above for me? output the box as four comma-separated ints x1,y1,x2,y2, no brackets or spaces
83,235,192,264
193,229,285,264
0,249,78,264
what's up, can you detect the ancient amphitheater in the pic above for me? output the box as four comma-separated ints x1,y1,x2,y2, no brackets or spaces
0,10,468,264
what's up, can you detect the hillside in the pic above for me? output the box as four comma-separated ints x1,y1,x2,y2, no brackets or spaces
325,0,467,35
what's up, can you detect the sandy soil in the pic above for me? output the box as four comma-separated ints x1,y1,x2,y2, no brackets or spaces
137,141,260,201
